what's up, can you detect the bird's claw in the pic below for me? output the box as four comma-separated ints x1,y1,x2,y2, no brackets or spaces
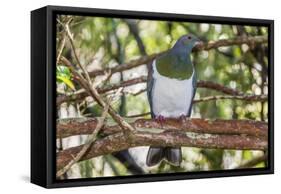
179,114,186,121
155,115,166,126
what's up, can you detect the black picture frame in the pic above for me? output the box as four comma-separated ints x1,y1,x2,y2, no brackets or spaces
31,5,274,188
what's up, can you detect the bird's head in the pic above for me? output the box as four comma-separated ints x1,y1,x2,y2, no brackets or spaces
173,34,202,51
156,34,201,79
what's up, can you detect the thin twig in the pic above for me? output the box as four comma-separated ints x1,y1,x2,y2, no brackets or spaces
193,94,268,103
59,18,92,84
130,88,147,96
56,31,67,65
56,18,73,65
125,112,151,118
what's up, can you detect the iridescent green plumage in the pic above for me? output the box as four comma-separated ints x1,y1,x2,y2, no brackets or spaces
156,51,193,80
155,34,199,80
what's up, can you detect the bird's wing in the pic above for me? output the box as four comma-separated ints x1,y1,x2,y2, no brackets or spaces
186,72,197,117
147,59,156,118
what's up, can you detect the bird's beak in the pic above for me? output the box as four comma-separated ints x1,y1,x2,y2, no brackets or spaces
192,39,204,51
194,39,203,46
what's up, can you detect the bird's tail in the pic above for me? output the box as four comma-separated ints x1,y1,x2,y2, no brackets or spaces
165,147,182,166
146,146,182,167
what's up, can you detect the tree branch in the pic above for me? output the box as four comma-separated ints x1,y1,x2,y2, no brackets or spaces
196,80,242,95
193,94,268,103
57,76,259,105
57,76,147,105
88,35,267,77
57,117,268,139
56,30,67,65
57,129,267,170
124,19,147,56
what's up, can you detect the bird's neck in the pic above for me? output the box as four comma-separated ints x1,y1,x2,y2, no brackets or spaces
170,46,193,70
172,43,193,56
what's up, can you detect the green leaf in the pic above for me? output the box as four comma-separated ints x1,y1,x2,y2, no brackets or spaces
57,75,75,90
57,65,71,78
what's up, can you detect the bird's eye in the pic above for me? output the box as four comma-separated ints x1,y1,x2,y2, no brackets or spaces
187,36,191,40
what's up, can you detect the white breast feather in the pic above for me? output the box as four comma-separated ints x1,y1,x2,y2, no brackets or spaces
151,60,194,118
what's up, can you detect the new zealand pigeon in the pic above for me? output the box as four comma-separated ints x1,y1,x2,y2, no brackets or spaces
146,34,201,167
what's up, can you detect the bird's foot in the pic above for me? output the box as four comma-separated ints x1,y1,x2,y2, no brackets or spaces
155,115,166,126
178,114,186,122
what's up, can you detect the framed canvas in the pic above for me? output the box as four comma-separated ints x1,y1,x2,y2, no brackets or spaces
31,5,274,188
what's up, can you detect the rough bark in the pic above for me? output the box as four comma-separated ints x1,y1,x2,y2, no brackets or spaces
57,117,268,139
57,130,267,170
